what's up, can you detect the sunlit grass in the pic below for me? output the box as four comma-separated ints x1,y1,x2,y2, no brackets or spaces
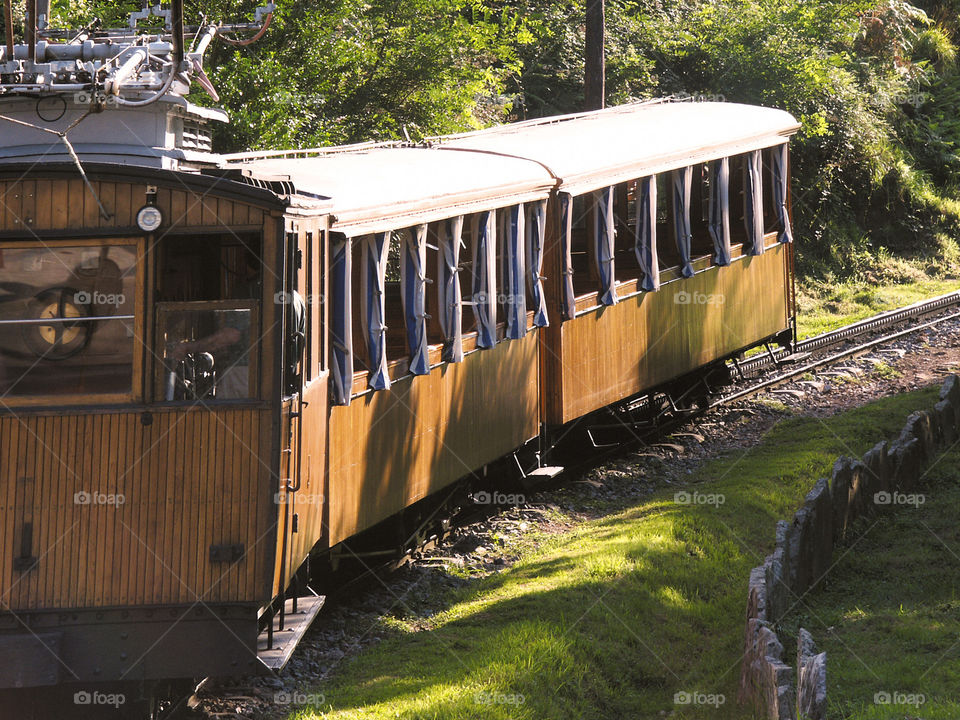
286,389,942,720
797,276,960,338
781,448,960,720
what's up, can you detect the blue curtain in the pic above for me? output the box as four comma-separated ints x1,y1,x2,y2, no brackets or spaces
330,235,353,406
437,216,464,363
708,158,732,266
634,176,659,291
559,193,576,319
504,204,527,339
672,167,695,278
744,149,765,255
360,233,390,391
771,144,793,244
526,200,549,327
400,224,430,375
472,211,497,349
595,186,617,306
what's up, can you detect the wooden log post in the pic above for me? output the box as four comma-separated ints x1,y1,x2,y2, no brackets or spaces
584,0,605,111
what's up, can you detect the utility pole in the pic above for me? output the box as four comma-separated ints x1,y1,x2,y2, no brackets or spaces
584,0,605,110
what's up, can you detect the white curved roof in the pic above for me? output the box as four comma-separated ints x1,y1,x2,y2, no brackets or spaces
227,100,800,235
231,147,555,236
433,101,801,195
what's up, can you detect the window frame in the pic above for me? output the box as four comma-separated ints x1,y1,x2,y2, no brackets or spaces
0,236,145,407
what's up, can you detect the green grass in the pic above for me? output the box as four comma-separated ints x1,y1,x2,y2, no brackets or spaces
287,389,941,720
797,277,960,338
781,449,960,720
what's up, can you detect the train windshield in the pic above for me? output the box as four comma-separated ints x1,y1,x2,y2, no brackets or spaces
0,242,137,398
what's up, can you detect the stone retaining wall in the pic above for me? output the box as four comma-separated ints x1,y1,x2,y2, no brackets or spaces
738,375,960,720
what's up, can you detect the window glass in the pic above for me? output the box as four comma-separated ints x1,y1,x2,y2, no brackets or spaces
0,243,137,397
156,302,257,401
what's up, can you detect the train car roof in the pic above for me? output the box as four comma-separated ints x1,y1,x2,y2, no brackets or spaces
432,100,801,195
226,147,556,236
225,100,799,235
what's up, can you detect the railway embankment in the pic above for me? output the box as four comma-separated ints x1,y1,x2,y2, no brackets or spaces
738,374,960,720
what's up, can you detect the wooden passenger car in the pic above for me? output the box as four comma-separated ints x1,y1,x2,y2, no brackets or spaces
0,98,799,704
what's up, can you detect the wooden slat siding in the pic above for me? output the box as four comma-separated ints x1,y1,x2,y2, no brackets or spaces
0,407,268,610
554,243,791,424
0,178,271,238
288,376,329,569
327,331,539,546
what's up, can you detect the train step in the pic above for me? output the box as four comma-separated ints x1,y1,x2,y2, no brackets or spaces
257,593,326,672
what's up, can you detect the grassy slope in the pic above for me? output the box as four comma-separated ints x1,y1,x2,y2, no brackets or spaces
797,277,960,338
289,389,940,720
782,450,960,720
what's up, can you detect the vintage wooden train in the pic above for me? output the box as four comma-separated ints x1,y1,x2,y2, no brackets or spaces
0,2,799,715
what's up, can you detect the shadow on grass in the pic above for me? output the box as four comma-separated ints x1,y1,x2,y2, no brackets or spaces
289,388,941,720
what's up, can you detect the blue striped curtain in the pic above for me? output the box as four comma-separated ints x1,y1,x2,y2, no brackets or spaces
672,167,695,278
526,200,549,327
504,204,527,339
771,144,793,244
595,186,617,306
634,176,659,291
472,211,497,349
744,149,765,255
400,224,430,375
708,158,732,266
437,216,464,363
360,233,391,391
330,235,353,406
559,193,576,319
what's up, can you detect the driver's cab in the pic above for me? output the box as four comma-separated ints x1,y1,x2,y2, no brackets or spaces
154,233,263,402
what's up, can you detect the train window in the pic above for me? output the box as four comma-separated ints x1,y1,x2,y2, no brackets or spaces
0,242,138,398
155,302,259,401
156,234,262,302
155,234,263,401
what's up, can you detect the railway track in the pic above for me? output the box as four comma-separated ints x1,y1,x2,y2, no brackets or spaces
182,289,960,720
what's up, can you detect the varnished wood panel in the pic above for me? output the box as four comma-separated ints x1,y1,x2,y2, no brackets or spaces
0,407,273,611
327,332,539,546
552,243,791,423
0,178,270,234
